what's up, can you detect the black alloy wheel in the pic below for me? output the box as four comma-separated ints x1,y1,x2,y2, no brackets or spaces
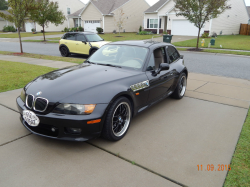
102,97,132,141
171,73,187,99
60,46,70,57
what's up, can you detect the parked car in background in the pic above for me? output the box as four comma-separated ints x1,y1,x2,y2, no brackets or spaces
59,32,110,57
17,41,188,142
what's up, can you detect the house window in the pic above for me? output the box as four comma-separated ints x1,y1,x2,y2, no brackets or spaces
67,8,70,15
149,19,158,29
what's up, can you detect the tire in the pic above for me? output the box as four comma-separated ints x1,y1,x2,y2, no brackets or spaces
102,97,132,141
60,46,70,57
171,73,187,99
90,49,97,56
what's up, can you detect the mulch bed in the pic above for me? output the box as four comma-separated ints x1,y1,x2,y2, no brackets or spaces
13,53,24,56
186,48,204,52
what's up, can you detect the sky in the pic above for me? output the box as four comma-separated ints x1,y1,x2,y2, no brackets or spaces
80,0,250,6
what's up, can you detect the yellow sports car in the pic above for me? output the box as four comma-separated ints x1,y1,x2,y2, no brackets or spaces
59,32,110,57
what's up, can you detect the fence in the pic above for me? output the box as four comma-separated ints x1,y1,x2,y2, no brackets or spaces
239,24,250,35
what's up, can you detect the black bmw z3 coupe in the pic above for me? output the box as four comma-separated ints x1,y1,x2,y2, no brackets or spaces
16,40,188,141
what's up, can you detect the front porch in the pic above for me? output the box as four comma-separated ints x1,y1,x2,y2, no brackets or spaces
144,15,171,34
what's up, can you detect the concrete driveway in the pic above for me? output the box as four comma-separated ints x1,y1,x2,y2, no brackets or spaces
0,69,249,187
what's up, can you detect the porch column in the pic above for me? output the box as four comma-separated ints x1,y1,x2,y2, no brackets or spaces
157,15,160,34
103,15,105,33
78,18,80,27
67,18,70,28
6,20,8,26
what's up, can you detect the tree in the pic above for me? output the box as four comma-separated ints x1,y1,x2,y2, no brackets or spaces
0,0,35,53
30,0,66,41
174,0,229,50
114,8,126,36
0,0,8,10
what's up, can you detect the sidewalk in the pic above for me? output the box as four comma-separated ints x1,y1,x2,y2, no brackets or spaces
0,54,75,68
0,34,63,42
0,56,249,187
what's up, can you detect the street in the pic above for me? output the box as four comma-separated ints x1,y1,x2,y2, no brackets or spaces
0,41,250,80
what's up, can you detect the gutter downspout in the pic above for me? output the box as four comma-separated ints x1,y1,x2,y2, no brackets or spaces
103,15,105,33
157,14,160,34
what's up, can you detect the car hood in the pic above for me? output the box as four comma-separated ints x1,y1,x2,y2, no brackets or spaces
25,64,142,103
91,41,110,48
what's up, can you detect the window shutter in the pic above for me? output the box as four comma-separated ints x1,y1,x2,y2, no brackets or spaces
159,19,161,28
147,19,149,28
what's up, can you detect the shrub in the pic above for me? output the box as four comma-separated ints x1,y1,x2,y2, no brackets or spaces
31,28,36,32
201,32,209,38
78,26,84,32
137,31,153,35
3,25,16,32
63,27,70,32
163,31,167,34
139,25,142,32
96,27,103,34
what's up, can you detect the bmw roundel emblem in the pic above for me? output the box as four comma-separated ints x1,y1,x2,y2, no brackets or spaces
36,91,42,96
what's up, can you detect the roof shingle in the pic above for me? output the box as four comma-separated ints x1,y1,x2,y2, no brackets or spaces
144,0,169,13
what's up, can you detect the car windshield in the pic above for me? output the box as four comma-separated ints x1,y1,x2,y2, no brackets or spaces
87,45,149,69
85,34,103,42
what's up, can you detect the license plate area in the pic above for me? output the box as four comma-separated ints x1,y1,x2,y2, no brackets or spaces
23,110,40,127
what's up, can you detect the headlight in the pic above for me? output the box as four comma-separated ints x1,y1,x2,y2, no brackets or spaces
53,104,96,115
20,89,26,102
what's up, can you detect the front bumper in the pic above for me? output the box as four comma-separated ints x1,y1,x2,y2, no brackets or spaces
16,97,108,141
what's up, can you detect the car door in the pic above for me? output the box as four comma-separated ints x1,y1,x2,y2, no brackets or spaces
75,34,91,55
145,47,173,103
61,33,77,53
166,46,182,86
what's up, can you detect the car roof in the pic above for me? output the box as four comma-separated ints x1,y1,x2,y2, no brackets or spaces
108,40,173,48
65,32,96,35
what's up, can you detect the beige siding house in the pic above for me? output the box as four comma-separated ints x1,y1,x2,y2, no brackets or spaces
35,0,85,32
68,0,150,33
144,0,249,36
0,11,15,31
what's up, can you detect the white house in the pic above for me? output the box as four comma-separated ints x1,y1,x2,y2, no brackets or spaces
144,0,250,36
35,0,86,32
68,0,150,33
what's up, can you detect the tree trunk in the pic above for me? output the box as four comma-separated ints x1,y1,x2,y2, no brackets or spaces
42,25,45,41
196,28,201,50
18,28,23,53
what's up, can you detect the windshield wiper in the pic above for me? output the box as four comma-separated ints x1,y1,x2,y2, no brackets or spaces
85,60,95,64
97,63,121,68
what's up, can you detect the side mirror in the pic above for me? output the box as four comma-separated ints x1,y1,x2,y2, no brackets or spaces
160,63,170,71
180,55,184,59
82,41,87,44
152,63,170,76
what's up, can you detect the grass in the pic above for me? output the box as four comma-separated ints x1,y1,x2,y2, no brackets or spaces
20,32,160,42
0,32,64,38
0,51,85,64
173,35,250,51
224,108,250,187
176,48,250,56
0,60,57,92
23,40,59,43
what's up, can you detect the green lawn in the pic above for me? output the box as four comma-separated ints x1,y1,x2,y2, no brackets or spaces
0,51,85,64
0,60,57,92
23,40,59,43
224,108,250,186
176,48,250,56
21,32,160,42
0,32,64,38
173,35,250,51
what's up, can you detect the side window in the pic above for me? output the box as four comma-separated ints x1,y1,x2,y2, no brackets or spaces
64,33,76,41
146,53,155,71
167,46,180,63
76,34,86,42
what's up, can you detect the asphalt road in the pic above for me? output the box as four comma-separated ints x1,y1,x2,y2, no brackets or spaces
0,41,250,80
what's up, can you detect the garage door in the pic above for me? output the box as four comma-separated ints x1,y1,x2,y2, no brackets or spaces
25,22,35,32
84,20,101,33
172,20,204,36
